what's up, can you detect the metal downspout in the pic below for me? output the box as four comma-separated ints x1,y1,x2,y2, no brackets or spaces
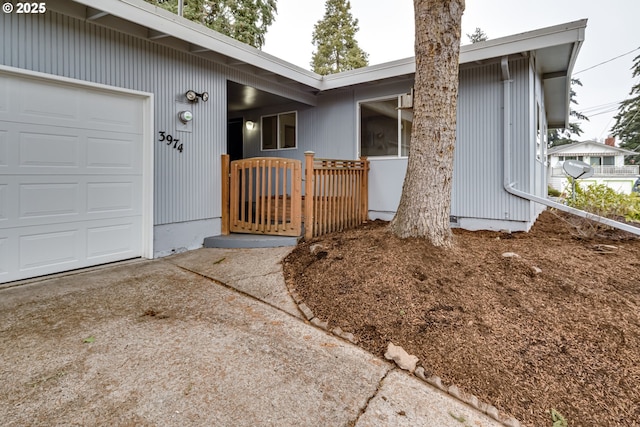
500,57,640,236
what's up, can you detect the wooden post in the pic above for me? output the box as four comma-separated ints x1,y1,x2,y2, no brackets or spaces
360,156,369,222
221,154,230,235
304,151,315,240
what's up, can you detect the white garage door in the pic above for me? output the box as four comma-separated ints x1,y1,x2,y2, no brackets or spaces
0,70,151,284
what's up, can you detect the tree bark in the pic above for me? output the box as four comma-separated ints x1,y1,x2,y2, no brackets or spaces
389,0,464,247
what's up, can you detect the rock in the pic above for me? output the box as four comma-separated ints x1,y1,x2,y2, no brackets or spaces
309,244,325,254
340,331,357,344
503,417,521,427
531,266,542,274
464,394,479,409
384,343,419,373
501,252,520,258
485,404,499,420
310,317,328,330
448,384,462,400
426,375,445,391
594,244,618,253
297,303,315,320
414,366,427,381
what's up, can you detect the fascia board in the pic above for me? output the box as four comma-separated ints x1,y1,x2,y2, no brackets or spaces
319,57,416,90
319,19,587,91
73,0,323,89
548,142,635,156
460,20,586,64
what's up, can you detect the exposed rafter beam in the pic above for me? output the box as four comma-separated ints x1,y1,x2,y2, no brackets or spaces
189,45,210,54
543,71,567,80
148,29,169,40
86,7,108,20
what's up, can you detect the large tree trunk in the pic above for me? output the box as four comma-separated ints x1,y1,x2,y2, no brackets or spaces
389,0,464,247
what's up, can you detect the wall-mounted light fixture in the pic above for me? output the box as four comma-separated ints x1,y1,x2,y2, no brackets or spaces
245,120,256,130
178,110,193,123
185,90,209,103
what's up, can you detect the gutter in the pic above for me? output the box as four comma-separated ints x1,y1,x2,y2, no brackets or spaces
500,56,640,236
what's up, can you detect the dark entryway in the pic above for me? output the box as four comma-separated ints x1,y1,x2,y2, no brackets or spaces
227,117,244,162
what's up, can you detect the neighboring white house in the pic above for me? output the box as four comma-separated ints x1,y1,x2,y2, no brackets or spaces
547,139,638,194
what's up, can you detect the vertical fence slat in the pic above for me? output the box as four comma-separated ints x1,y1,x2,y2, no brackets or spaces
304,152,314,240
266,158,273,232
221,155,230,235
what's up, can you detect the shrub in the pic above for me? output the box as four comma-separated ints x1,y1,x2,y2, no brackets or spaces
547,186,562,197
565,180,640,223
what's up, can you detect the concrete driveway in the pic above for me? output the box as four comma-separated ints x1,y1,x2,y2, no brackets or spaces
0,248,507,427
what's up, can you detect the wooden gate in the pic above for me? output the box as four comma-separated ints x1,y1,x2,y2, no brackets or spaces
222,156,302,236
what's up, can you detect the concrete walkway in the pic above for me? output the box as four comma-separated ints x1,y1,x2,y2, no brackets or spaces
0,248,514,427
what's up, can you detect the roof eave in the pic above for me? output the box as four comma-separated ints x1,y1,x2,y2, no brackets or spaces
63,0,323,89
320,19,587,92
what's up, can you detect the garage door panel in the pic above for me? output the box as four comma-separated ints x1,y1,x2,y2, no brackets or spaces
18,82,81,123
87,220,141,260
0,123,142,176
0,184,7,221
87,182,136,214
0,130,7,166
20,228,81,271
1,216,142,282
87,135,138,169
19,131,80,168
85,92,144,134
0,175,142,229
0,75,9,115
19,182,80,218
0,237,8,275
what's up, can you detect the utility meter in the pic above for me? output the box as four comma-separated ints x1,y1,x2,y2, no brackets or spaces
178,110,193,123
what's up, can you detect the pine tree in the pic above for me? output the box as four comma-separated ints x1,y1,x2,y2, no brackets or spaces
611,54,640,164
144,0,277,49
466,27,487,43
311,0,368,75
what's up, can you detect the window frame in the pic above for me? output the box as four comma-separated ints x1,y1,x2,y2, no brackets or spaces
357,94,412,159
260,110,298,151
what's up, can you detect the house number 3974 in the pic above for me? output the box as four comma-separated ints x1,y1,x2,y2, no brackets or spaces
158,131,184,153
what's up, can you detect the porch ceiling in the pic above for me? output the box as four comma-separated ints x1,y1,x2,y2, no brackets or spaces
227,81,298,113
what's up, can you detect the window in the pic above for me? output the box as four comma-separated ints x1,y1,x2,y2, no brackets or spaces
261,111,297,150
559,156,583,162
359,96,412,157
589,156,615,166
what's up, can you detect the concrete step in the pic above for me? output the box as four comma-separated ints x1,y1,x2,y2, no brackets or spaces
204,233,300,249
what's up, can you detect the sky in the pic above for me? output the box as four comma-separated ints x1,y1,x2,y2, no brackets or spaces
262,0,640,143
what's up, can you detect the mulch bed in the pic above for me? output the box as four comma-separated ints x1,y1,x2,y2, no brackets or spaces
282,210,640,427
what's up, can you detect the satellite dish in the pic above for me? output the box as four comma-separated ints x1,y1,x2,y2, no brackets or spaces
563,160,594,179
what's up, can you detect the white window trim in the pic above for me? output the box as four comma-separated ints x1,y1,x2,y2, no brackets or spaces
357,94,409,159
260,110,298,151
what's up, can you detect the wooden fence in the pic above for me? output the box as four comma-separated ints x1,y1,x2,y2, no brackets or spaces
304,152,369,239
221,152,369,239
